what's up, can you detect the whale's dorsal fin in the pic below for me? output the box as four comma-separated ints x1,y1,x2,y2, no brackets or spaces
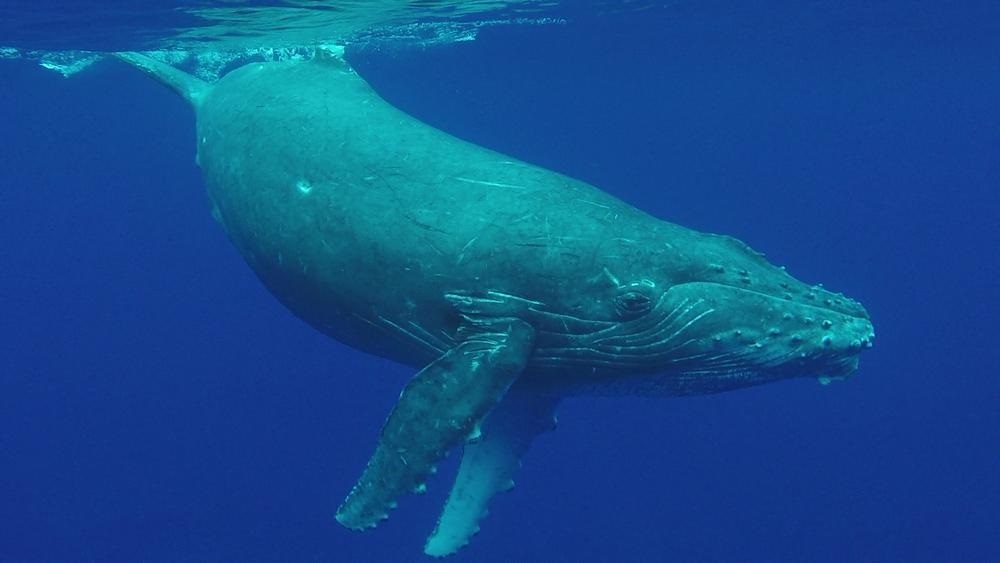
336,318,536,530
114,52,210,108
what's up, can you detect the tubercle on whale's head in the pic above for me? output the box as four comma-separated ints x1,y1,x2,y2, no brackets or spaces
664,232,872,384
642,280,874,384
564,230,875,387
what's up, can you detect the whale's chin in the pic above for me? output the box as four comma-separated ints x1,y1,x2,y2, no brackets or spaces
523,354,865,398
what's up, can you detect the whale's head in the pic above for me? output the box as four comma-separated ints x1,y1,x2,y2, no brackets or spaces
533,229,874,394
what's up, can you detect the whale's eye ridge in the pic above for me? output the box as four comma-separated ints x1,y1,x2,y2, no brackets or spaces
614,290,652,319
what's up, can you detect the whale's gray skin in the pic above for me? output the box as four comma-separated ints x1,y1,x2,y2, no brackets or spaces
118,51,874,556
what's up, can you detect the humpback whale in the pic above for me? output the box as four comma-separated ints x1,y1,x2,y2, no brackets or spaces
117,49,874,556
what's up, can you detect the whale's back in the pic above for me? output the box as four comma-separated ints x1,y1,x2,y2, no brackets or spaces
194,58,657,365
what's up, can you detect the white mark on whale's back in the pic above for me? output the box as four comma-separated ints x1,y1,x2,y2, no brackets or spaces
454,176,526,190
296,179,313,194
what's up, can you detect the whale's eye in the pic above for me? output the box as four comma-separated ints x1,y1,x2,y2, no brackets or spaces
614,290,652,320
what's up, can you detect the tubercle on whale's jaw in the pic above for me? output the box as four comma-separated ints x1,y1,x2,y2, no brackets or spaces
520,362,787,398
516,276,873,395
522,341,872,397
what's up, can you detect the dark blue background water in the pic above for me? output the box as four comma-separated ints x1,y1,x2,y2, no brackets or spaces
2,4,998,562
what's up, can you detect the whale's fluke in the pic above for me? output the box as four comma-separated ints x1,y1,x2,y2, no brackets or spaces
114,52,210,108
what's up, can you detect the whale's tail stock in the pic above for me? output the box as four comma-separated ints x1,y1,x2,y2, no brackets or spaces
114,52,210,108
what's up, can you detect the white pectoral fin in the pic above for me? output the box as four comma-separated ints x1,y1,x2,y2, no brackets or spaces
336,318,535,531
424,385,559,557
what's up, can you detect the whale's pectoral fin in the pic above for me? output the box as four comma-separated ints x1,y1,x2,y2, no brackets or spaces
335,317,535,531
425,384,559,557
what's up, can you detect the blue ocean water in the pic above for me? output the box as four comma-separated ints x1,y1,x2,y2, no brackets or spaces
1,2,998,562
